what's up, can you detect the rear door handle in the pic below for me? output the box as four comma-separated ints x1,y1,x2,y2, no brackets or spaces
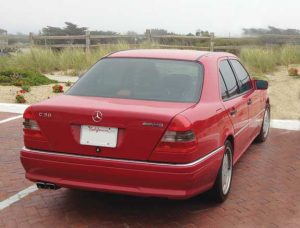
229,108,237,116
247,99,252,105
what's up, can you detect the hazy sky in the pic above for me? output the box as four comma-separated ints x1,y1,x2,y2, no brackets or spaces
0,0,298,36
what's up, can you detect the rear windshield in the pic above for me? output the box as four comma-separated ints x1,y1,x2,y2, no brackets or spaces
67,58,204,103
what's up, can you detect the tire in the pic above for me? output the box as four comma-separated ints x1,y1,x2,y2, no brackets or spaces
211,140,233,203
255,105,270,143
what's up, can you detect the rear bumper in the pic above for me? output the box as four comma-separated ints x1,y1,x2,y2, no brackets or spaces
20,147,224,199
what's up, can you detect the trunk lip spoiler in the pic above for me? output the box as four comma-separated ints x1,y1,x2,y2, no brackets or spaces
21,146,224,168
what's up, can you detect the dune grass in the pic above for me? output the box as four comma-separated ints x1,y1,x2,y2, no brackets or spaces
1,43,300,77
0,41,161,76
0,42,133,75
240,45,300,75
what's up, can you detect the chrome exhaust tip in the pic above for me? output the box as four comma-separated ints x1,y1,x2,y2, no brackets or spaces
47,183,60,190
36,182,60,190
36,182,46,189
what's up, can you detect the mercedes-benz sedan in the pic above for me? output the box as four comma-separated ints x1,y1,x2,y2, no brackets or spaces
20,49,270,202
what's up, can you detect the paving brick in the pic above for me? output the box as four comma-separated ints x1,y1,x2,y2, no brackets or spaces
0,118,32,201
0,112,18,121
0,117,299,227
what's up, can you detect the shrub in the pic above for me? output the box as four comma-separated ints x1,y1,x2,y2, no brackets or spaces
19,89,27,94
65,81,72,86
52,84,64,93
288,68,298,76
12,79,25,86
0,69,56,86
15,94,26,103
0,75,11,84
21,84,31,92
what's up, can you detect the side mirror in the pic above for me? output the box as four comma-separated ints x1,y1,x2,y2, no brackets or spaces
254,80,268,90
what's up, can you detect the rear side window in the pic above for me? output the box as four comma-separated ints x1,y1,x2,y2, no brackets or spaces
229,60,252,93
67,58,204,103
219,60,239,98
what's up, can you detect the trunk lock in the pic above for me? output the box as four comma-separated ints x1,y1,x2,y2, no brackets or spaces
96,147,101,153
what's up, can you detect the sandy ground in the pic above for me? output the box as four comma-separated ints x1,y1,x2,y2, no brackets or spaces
0,84,71,104
266,65,300,120
0,68,299,119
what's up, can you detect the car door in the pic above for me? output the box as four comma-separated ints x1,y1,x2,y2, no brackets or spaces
219,59,250,161
229,59,262,141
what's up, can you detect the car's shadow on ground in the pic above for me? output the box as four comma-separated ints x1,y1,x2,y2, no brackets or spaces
55,188,219,224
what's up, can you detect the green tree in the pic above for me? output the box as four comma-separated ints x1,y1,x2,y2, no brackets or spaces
42,22,87,36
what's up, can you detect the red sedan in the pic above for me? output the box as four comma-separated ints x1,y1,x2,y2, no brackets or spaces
20,49,270,202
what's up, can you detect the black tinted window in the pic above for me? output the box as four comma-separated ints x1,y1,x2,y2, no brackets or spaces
67,58,203,103
219,60,239,97
219,75,228,99
230,60,252,93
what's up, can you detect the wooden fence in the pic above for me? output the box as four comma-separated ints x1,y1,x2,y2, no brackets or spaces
29,30,215,51
2,30,300,52
0,30,216,51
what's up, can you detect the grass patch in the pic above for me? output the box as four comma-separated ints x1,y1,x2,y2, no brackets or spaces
0,69,57,86
240,48,280,74
280,45,300,66
2,44,300,77
240,45,300,75
0,42,135,76
0,42,154,75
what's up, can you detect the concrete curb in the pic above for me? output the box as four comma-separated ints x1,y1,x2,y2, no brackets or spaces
0,103,299,131
270,119,300,131
0,103,28,114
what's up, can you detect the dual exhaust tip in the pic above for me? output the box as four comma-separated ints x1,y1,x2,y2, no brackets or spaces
36,182,60,190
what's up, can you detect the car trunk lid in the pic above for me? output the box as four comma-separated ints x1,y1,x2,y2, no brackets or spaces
28,95,195,161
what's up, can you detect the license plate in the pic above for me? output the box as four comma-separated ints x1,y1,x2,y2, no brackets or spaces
80,125,118,148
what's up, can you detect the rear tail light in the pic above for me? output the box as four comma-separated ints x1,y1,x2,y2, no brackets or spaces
161,130,195,142
154,115,197,153
23,119,40,131
23,107,45,141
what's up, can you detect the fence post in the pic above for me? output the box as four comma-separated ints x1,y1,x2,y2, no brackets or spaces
0,31,8,51
145,29,151,43
5,31,8,48
29,32,34,47
209,33,215,52
44,37,47,47
85,30,90,53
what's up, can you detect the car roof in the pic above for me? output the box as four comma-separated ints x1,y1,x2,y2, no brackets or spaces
108,49,236,61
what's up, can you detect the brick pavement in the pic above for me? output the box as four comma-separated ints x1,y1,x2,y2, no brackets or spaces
0,117,299,227
0,113,18,121
0,117,32,201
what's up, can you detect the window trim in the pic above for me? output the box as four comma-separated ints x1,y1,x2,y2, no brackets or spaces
218,59,240,101
218,58,254,102
219,70,230,100
228,58,253,92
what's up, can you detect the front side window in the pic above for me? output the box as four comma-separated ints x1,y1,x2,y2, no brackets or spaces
67,58,204,103
229,60,252,93
219,60,239,98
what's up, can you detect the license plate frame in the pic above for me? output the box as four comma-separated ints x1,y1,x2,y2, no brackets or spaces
80,125,118,148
